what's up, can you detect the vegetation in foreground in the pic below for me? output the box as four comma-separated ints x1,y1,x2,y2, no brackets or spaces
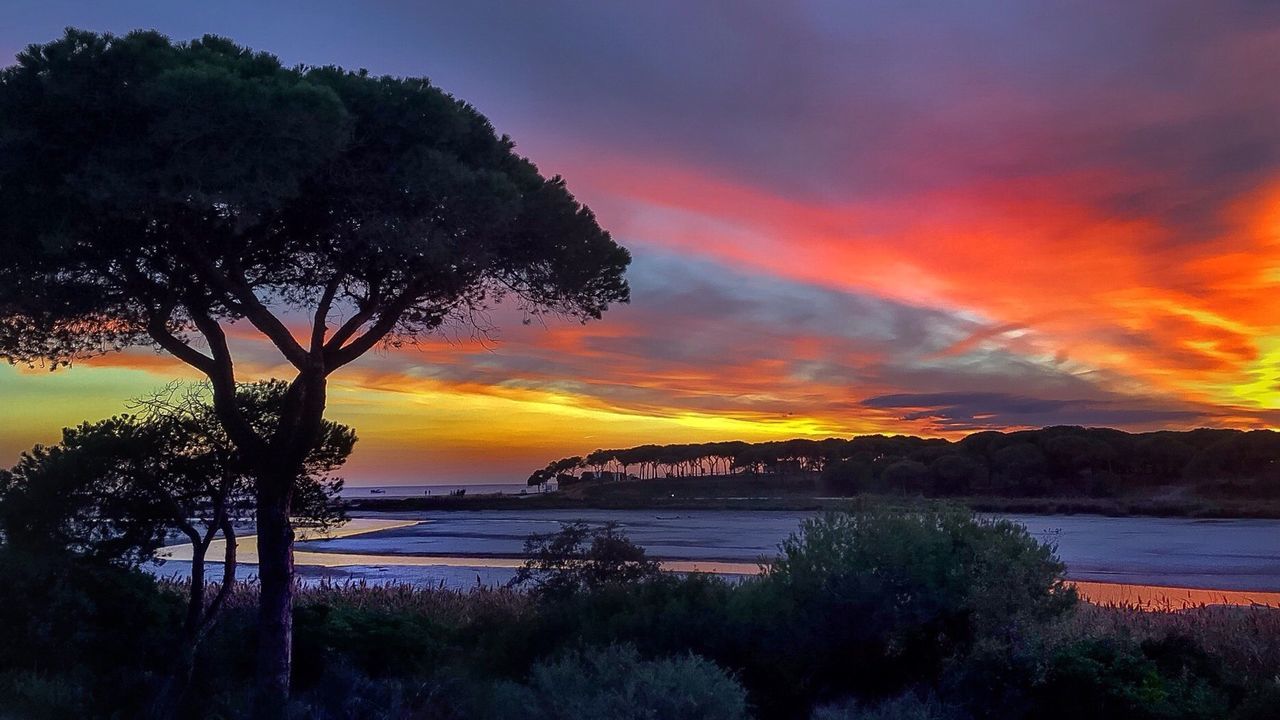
2,506,1278,720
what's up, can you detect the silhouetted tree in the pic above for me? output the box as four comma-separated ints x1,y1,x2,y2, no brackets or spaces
0,29,628,714
0,380,354,718
527,468,552,492
511,521,661,597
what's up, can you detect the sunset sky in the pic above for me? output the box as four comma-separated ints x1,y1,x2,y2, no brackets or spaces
3,1,1280,484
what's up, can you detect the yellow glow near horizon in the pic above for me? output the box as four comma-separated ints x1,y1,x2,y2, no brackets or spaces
0,362,855,484
1228,338,1280,409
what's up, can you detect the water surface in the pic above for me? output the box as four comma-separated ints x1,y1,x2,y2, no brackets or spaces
152,510,1280,607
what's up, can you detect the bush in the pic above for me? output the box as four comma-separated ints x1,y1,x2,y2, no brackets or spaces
950,632,1240,720
292,604,449,683
284,663,442,720
1234,679,1280,720
733,507,1074,716
485,644,749,720
0,670,89,720
0,547,181,716
1028,636,1232,720
531,572,734,655
510,522,662,597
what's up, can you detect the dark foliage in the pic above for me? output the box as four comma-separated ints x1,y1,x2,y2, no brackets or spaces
725,508,1076,717
0,381,352,563
510,521,662,597
483,644,749,720
0,547,182,718
540,426,1280,502
0,29,630,371
0,505,1274,719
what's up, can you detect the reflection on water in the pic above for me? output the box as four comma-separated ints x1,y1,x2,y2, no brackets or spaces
155,517,1280,609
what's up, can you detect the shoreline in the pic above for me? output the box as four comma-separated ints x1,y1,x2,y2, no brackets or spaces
343,491,1280,520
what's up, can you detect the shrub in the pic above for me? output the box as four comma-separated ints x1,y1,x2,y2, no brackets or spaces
485,644,749,720
292,604,449,683
515,573,737,671
510,521,661,597
0,547,180,715
1233,679,1280,720
1029,636,1232,720
284,663,437,720
733,507,1074,715
0,670,89,719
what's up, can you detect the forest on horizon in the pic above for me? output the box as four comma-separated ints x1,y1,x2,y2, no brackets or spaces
532,425,1280,501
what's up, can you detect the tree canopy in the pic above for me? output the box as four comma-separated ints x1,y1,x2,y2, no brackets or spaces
0,28,629,367
0,28,630,462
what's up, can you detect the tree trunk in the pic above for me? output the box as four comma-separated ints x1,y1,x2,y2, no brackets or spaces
151,529,209,720
254,478,294,720
253,372,326,720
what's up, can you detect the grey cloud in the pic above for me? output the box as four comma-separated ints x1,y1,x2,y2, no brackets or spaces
862,391,1207,431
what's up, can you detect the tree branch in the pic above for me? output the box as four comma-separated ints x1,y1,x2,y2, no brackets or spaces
185,306,265,456
198,514,237,638
147,318,216,375
126,268,216,375
323,291,381,354
310,275,343,357
181,243,311,370
324,283,425,372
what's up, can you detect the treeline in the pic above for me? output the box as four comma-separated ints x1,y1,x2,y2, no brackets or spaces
532,426,1280,499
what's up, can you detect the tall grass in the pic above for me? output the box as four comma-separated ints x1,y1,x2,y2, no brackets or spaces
1056,603,1280,683
162,575,1280,684
161,577,533,626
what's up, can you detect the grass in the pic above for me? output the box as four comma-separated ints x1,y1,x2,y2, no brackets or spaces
1059,603,1280,683
173,577,1280,684
176,577,533,625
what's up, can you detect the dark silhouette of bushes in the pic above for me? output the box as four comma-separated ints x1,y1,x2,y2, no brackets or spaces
510,522,663,597
1,507,1276,719
0,547,182,718
540,426,1280,502
727,508,1076,716
485,644,749,720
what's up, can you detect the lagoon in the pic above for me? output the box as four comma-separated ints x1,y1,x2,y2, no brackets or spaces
151,510,1280,606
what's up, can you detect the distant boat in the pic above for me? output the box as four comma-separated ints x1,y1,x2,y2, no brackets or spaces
369,489,386,494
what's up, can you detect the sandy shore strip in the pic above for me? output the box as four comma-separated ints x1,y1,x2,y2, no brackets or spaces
1070,581,1280,609
156,517,421,564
